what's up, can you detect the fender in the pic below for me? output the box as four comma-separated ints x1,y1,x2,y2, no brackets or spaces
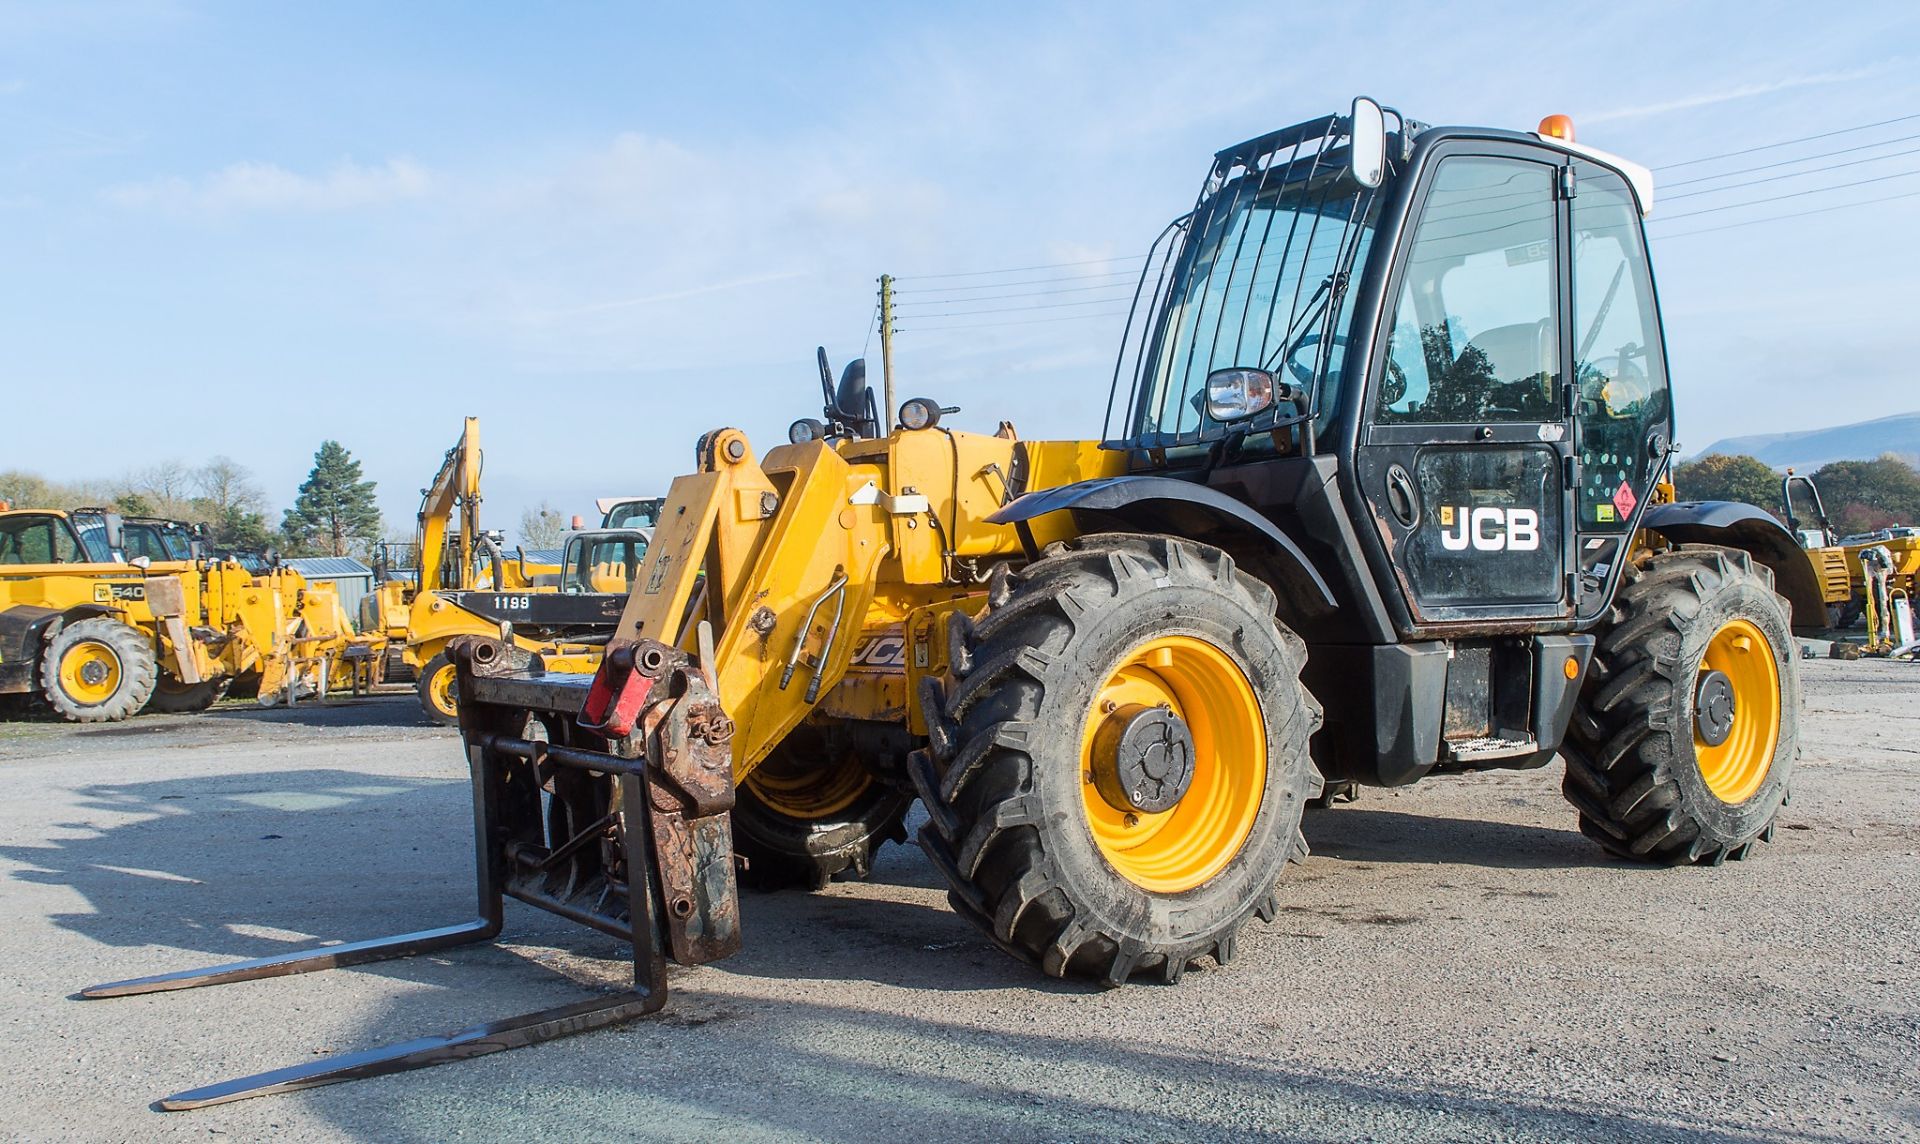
988,475,1337,615
1641,501,1828,632
0,603,112,694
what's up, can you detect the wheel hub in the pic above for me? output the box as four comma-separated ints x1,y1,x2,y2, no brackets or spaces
1091,704,1195,814
1695,669,1736,747
79,659,110,687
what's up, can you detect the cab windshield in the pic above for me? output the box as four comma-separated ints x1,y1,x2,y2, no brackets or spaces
604,499,663,530
562,534,647,594
1115,137,1380,453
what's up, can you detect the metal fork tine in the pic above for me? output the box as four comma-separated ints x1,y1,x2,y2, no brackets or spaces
80,919,501,998
156,989,665,1111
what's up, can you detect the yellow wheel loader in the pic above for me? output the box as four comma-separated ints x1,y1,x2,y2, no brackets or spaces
1781,470,1920,630
2,509,237,719
92,101,1813,1109
0,507,379,720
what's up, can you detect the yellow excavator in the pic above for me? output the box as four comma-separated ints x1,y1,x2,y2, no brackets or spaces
370,419,629,722
89,100,1815,1109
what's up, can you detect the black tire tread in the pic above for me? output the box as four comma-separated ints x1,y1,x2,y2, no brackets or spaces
40,617,159,723
915,534,1320,986
1562,545,1795,865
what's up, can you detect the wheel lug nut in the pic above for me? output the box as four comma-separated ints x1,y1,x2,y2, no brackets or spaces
1123,812,1140,827
1101,700,1117,714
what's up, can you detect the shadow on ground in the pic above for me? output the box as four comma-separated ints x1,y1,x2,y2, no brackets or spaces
9,767,1830,1142
1301,801,1611,871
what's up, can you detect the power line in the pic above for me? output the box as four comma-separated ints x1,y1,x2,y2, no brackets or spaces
1651,112,1920,171
1652,165,1920,223
1663,143,1920,201
903,308,1132,333
1662,129,1920,189
895,295,1140,319
1654,187,1920,239
892,268,1143,298
894,282,1140,309
893,253,1148,282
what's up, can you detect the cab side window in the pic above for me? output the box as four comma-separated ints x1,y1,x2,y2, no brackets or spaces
1377,157,1561,424
1571,160,1670,531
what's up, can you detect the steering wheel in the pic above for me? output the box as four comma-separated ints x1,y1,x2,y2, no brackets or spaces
1285,332,1347,386
1584,351,1650,418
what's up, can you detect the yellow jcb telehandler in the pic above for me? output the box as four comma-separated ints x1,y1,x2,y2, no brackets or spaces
90,100,1816,1109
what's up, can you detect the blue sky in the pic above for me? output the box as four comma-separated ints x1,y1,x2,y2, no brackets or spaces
4,1,1917,540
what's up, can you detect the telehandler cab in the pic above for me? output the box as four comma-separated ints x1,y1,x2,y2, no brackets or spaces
90,99,1810,1109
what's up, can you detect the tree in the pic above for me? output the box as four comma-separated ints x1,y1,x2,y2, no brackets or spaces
0,470,53,508
1810,454,1920,537
518,501,570,549
1673,454,1779,513
124,460,198,518
281,441,383,557
196,456,266,516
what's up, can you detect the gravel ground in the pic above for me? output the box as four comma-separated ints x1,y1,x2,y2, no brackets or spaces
1,658,1916,1142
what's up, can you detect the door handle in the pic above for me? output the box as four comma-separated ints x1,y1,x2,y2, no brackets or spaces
1384,464,1419,529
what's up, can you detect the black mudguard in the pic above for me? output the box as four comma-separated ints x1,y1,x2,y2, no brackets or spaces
1641,501,1829,633
0,604,106,695
989,475,1337,620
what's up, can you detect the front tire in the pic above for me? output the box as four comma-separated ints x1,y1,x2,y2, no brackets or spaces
1562,546,1798,864
41,617,158,723
913,535,1321,985
417,652,459,725
144,677,231,714
733,723,913,890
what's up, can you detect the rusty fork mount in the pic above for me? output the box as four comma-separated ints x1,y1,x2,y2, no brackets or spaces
79,636,742,1111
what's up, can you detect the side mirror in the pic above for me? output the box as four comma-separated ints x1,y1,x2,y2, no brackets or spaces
1348,97,1387,189
102,512,126,556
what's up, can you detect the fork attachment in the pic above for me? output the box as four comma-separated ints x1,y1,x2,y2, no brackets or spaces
78,635,740,1110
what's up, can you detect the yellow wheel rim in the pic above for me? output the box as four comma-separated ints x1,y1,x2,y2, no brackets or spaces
59,640,123,705
745,750,872,820
1079,635,1265,894
427,663,459,720
1694,618,1780,805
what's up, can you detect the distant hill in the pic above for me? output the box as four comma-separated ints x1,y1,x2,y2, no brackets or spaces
1693,411,1920,470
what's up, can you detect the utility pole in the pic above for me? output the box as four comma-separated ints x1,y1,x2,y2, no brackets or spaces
878,273,896,433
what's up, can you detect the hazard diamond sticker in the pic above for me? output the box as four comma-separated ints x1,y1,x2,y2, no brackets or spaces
1612,479,1638,518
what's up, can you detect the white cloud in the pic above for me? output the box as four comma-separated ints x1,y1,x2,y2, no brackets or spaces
105,157,431,213
1584,65,1894,124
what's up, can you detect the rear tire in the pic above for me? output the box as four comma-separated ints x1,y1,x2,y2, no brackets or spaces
144,677,230,714
41,617,158,723
1562,546,1798,864
417,652,459,725
913,535,1321,985
733,724,912,890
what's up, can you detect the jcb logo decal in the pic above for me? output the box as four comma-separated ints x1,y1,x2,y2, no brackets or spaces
1438,506,1540,552
848,633,907,670
95,583,146,601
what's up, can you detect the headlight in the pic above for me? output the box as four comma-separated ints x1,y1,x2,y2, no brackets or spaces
1204,368,1275,422
788,418,828,445
898,397,944,431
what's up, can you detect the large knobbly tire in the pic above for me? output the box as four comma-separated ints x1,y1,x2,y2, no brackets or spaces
1563,545,1799,865
733,724,913,890
143,677,231,714
41,617,159,723
912,534,1322,986
417,652,459,725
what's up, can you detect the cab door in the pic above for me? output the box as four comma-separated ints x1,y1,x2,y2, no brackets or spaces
1353,146,1576,627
